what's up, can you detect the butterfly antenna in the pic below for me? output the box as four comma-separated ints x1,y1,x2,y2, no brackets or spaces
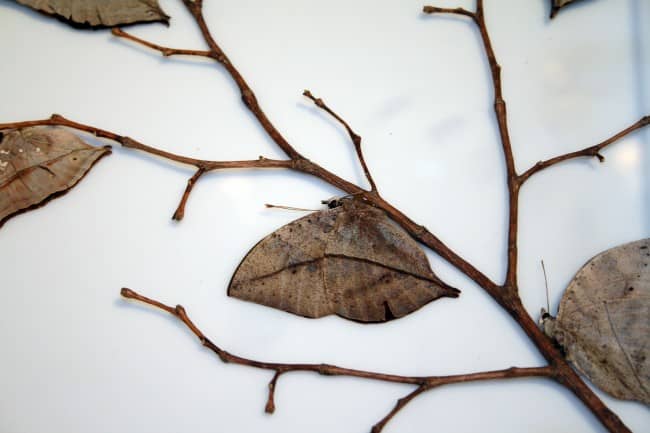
265,204,319,212
541,259,550,314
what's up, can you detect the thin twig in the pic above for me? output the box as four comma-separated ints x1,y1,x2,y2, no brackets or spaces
0,113,497,293
422,3,639,432
303,90,378,192
97,0,504,297
519,116,650,183
425,1,520,290
111,28,213,58
121,287,553,431
0,114,293,171
371,385,428,433
0,115,293,218
265,371,283,414
4,2,646,431
172,168,206,221
180,0,304,161
422,6,476,20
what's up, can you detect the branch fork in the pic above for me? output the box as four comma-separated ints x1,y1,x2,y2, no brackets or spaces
2,1,649,432
121,287,554,432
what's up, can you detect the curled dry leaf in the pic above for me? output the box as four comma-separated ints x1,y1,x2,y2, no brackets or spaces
550,0,583,18
542,238,650,404
0,126,110,227
228,198,459,323
15,0,169,28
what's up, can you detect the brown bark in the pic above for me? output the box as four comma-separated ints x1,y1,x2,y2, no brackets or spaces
1,1,648,431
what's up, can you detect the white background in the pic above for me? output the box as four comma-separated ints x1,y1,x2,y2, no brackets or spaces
0,0,648,432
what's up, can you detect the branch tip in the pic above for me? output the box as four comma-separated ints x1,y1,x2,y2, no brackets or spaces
264,399,275,414
265,372,281,414
120,287,136,298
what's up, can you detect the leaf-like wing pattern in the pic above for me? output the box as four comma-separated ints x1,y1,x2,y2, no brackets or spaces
228,199,459,323
0,127,111,227
550,238,650,405
16,0,169,28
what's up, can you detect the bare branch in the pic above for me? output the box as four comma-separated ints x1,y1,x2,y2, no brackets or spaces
0,115,295,220
172,168,205,221
519,116,650,184
111,28,213,58
422,5,476,20
0,115,294,171
425,1,519,290
121,288,553,431
265,371,283,414
303,90,377,191
371,385,428,433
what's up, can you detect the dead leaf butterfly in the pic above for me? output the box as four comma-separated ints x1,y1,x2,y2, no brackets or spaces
542,238,650,404
228,198,459,323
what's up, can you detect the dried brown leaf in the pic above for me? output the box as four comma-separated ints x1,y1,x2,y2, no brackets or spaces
15,0,169,28
550,0,584,18
544,239,650,404
228,199,459,323
0,126,110,227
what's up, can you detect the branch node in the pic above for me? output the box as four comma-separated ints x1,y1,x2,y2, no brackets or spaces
318,364,334,375
242,89,256,108
173,168,206,221
265,371,282,414
595,152,605,163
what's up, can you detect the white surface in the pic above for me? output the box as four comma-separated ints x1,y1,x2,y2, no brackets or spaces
0,0,648,432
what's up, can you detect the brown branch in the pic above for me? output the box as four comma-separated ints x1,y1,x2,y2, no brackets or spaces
303,90,378,192
422,3,634,433
120,288,553,431
0,115,292,219
172,168,205,221
4,3,638,431
111,28,212,58
422,6,477,20
424,1,519,290
0,114,496,294
373,365,560,432
180,0,304,161
371,385,428,433
519,115,650,184
102,0,502,295
265,371,283,414
94,10,635,431
0,115,292,171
